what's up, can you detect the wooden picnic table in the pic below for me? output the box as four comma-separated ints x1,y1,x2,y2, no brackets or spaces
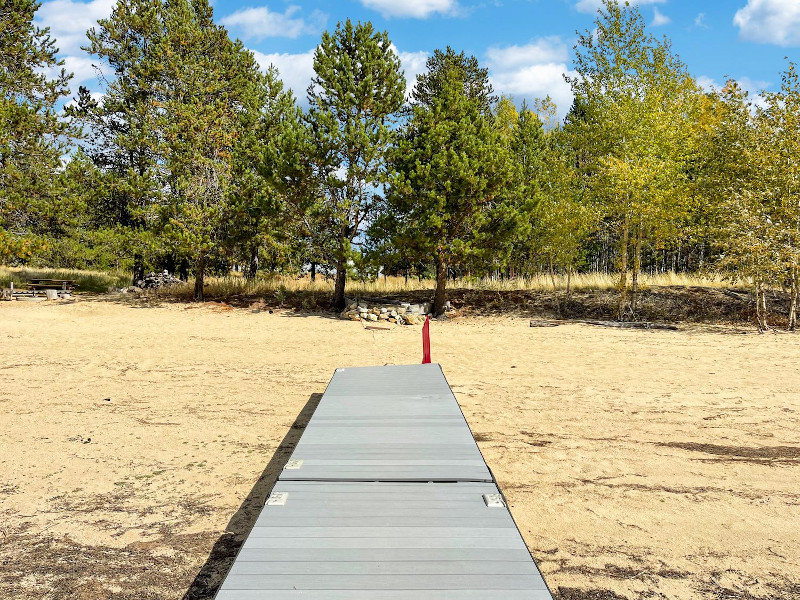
27,279,77,291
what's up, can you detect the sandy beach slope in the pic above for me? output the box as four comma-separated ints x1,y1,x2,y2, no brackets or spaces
1,298,798,599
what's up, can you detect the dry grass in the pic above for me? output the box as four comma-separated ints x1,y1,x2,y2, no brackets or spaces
1,266,742,305
153,271,736,300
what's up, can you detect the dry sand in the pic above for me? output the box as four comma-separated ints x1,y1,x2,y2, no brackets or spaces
1,297,798,600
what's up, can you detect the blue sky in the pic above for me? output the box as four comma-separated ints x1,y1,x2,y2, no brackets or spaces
36,0,800,118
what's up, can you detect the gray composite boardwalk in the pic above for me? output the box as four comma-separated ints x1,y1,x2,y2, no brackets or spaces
215,364,553,599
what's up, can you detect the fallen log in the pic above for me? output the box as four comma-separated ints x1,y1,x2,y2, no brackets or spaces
581,320,678,331
723,289,751,303
529,320,561,327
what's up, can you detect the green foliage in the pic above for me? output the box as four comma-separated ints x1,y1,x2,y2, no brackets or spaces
153,0,265,299
0,0,75,260
304,19,405,309
378,48,517,314
568,0,701,317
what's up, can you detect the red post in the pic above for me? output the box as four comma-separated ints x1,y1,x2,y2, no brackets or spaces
422,314,431,364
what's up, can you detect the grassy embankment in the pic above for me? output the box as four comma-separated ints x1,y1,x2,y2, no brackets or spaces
2,266,774,326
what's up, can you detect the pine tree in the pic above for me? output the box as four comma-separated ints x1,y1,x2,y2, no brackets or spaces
0,0,74,260
304,19,405,310
153,0,265,300
78,0,165,282
380,50,516,315
227,66,303,279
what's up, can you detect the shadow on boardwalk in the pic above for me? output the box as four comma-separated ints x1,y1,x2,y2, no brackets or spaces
182,392,323,600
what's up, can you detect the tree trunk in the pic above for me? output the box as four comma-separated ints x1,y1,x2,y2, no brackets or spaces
755,280,770,332
245,245,259,281
310,262,317,282
616,218,630,321
433,255,448,316
165,254,176,276
194,256,205,302
631,226,643,313
132,253,145,286
332,258,346,311
548,257,557,290
566,270,572,300
178,258,189,281
789,270,799,332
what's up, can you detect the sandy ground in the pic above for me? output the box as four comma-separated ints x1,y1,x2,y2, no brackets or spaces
1,297,798,600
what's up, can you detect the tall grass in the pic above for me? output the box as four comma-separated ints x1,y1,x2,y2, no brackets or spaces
151,270,734,300
1,266,736,298
0,266,130,294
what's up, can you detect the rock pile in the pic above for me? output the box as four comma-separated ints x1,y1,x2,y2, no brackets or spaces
340,300,445,325
135,271,184,289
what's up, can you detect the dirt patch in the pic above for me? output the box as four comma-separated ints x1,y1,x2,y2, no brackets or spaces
149,284,789,327
658,441,800,463
557,588,630,600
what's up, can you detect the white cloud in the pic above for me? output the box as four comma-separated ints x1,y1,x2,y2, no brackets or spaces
35,0,115,56
220,5,326,40
485,36,567,67
574,0,664,14
694,12,708,28
252,49,316,98
62,55,99,86
485,38,576,120
733,0,800,46
652,7,670,26
359,0,457,19
392,46,429,99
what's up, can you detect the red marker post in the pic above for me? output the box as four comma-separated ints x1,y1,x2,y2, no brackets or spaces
422,314,431,364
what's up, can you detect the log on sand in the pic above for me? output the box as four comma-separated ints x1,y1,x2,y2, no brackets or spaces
581,320,678,331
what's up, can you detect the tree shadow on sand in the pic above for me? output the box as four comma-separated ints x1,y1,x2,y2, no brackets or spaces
182,392,323,600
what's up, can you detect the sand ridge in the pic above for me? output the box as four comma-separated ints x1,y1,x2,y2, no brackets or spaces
0,297,798,599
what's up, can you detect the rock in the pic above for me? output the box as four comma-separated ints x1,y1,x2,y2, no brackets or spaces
404,314,420,325
388,318,397,323
400,303,410,308
349,315,361,321
371,307,381,315
390,310,398,317
397,307,406,315
378,313,389,320
135,271,184,289
367,313,378,322
379,307,388,314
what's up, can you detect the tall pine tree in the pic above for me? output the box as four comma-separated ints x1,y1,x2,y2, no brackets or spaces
1,0,74,260
304,19,405,310
379,50,517,315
